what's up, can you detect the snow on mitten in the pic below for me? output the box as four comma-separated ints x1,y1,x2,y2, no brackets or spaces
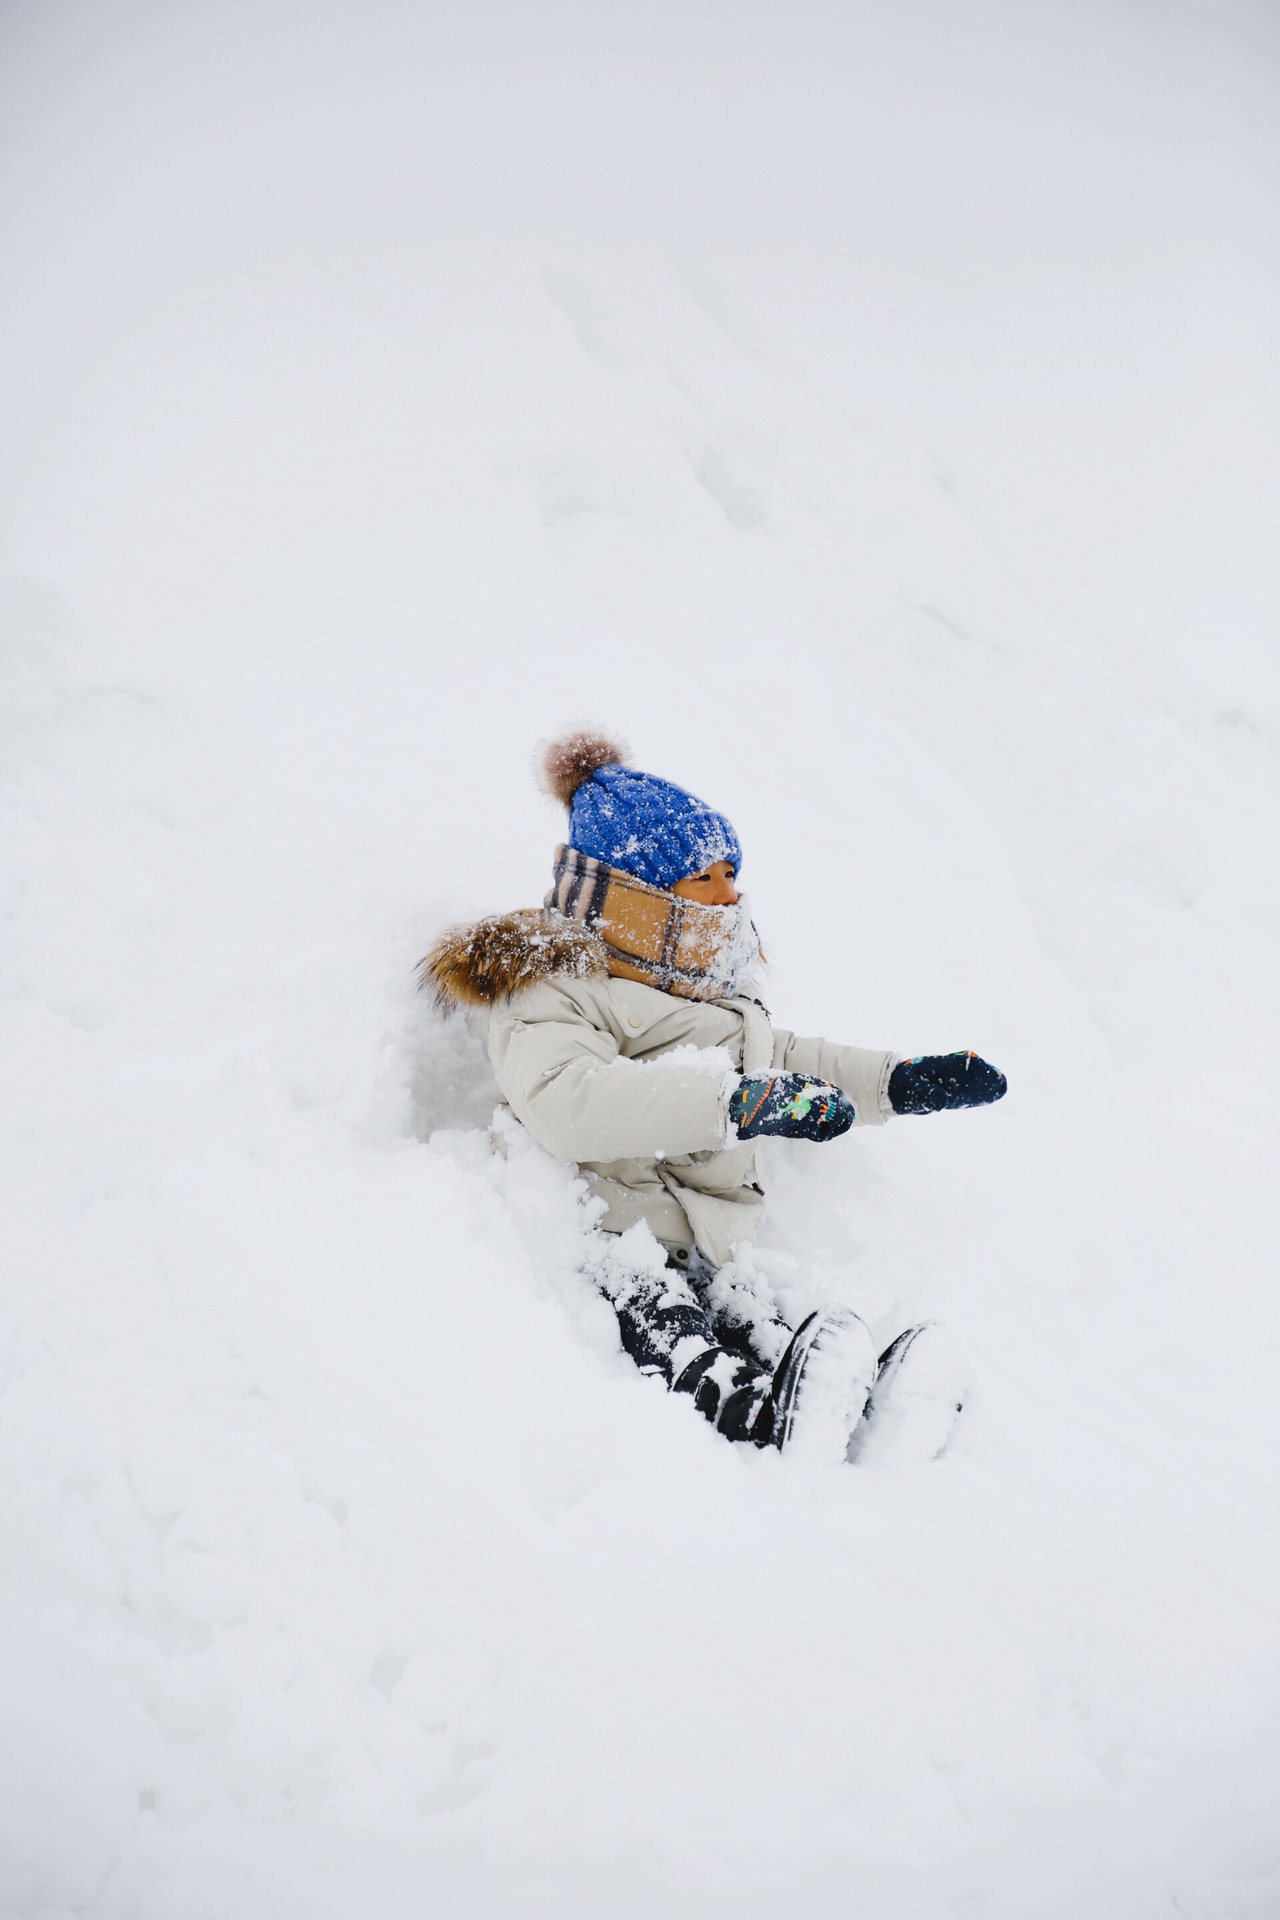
729,1073,855,1143
888,1051,1007,1115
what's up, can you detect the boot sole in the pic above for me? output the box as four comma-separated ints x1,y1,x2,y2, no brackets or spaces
846,1321,969,1466
773,1307,876,1463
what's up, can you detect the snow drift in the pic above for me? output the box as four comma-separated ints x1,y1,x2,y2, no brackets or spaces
1,3,1278,1915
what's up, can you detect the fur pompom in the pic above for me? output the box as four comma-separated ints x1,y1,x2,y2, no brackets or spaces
539,728,628,807
420,910,607,1012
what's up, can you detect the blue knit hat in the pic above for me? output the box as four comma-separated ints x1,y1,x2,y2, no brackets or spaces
541,730,742,890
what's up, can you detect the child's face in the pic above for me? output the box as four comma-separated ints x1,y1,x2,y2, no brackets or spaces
672,860,739,907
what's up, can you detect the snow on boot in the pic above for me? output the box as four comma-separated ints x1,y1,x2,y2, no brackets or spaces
671,1346,775,1444
770,1306,876,1464
845,1322,969,1467
601,1238,778,1444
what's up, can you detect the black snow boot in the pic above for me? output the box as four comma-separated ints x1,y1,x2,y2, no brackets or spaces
604,1254,778,1444
670,1344,777,1444
597,1239,877,1457
673,1303,878,1457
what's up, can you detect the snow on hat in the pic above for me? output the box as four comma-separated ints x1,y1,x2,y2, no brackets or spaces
540,730,742,890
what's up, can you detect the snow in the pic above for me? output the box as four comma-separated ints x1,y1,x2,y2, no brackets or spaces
2,2,1279,1914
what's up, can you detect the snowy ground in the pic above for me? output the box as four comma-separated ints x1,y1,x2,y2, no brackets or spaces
2,4,1279,1915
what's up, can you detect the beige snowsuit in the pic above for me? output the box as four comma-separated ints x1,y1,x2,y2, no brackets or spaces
483,956,896,1269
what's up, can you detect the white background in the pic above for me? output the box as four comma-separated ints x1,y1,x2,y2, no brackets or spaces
2,3,1278,1914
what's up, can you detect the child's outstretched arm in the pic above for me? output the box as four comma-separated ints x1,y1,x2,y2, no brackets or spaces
769,1034,1007,1124
769,1030,898,1127
489,984,863,1161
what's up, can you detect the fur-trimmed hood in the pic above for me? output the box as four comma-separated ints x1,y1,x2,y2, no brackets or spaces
420,910,606,1012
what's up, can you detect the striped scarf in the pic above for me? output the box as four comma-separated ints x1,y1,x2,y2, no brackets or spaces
546,844,760,1003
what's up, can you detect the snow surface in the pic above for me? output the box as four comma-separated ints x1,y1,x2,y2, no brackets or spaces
2,2,1279,1915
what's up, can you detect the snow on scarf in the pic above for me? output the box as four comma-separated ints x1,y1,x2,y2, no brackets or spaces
546,843,760,1003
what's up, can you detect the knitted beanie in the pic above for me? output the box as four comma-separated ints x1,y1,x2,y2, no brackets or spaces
540,731,742,890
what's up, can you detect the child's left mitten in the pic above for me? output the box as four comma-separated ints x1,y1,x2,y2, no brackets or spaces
888,1052,1007,1115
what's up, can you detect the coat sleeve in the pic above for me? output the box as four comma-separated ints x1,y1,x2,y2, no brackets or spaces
770,1029,897,1127
487,982,731,1164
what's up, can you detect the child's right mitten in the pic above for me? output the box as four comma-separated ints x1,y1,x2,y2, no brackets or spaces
729,1073,855,1143
888,1051,1007,1115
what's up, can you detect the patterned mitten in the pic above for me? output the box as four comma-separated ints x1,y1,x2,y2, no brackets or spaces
729,1073,855,1143
888,1052,1007,1115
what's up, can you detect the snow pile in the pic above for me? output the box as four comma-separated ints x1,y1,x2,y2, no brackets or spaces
2,4,1278,1915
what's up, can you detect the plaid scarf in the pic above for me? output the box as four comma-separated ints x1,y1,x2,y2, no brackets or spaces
546,844,759,1003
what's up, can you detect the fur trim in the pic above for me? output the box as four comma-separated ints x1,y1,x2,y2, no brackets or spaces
539,728,628,807
420,910,608,1012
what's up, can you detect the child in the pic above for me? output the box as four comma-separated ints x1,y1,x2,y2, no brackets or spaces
424,731,1006,1464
